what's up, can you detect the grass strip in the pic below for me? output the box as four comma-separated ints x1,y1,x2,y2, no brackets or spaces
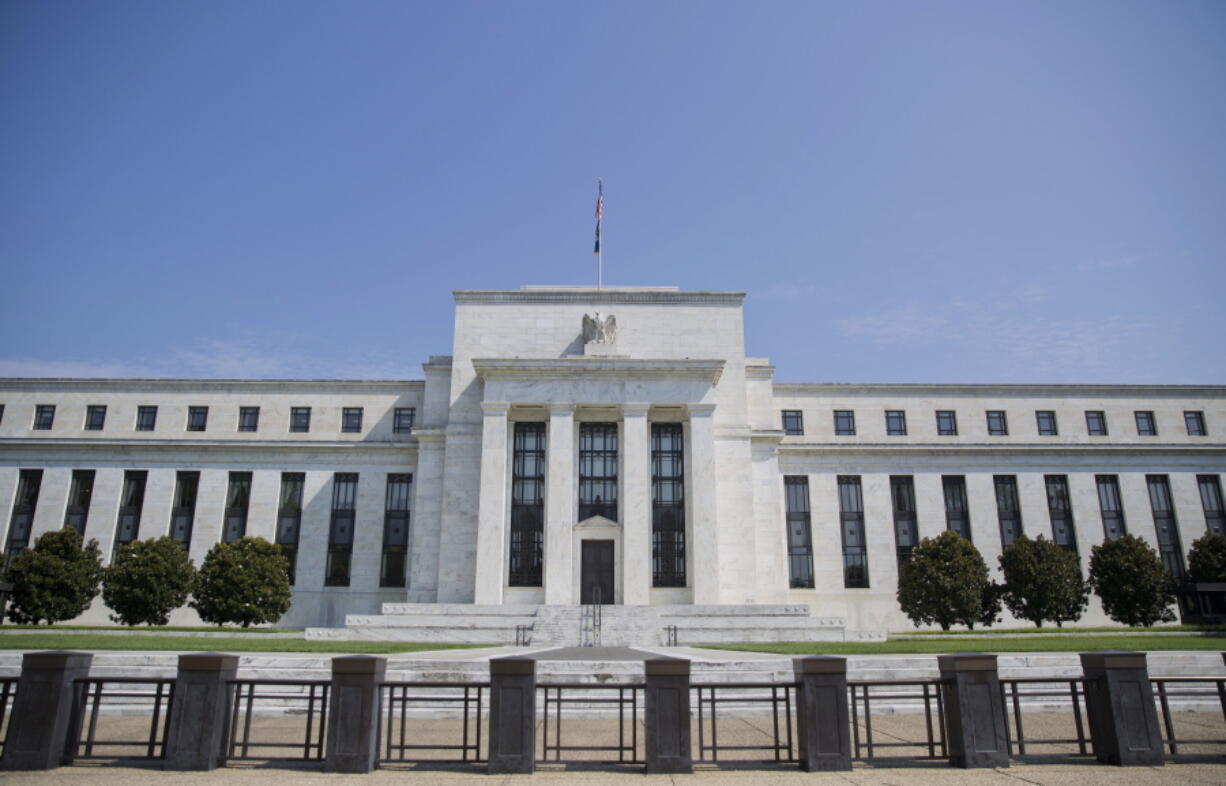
0,634,488,655
900,625,1226,636
710,635,1226,656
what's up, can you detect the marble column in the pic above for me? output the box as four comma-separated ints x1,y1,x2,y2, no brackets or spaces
544,404,575,605
407,430,446,602
688,404,720,604
621,404,651,605
474,402,510,605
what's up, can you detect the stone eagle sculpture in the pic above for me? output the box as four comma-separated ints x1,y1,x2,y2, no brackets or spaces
582,312,617,344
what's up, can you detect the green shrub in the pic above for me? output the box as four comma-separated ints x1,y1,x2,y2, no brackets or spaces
999,535,1089,627
102,537,196,626
898,531,990,630
1088,534,1176,627
4,528,103,625
190,537,292,627
1187,534,1226,583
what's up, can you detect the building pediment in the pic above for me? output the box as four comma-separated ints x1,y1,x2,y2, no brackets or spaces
575,515,620,530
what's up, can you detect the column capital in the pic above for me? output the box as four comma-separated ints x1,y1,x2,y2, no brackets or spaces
687,403,717,418
547,402,577,417
481,401,511,417
622,403,651,417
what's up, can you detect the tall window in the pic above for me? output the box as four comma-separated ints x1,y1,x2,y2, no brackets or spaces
784,476,813,588
781,410,804,436
1096,475,1126,540
579,423,618,521
114,470,148,555
381,474,412,587
943,475,972,541
994,475,1023,548
85,405,106,430
33,405,55,430
1135,411,1156,436
652,423,686,587
936,410,958,436
393,407,416,433
290,407,311,433
891,476,918,566
64,469,95,535
1198,475,1225,536
0,404,5,424
1044,475,1078,554
6,469,43,554
509,423,545,587
986,411,1008,436
1085,411,1108,436
136,405,157,431
1146,475,1185,580
223,472,252,542
238,407,260,432
170,471,199,548
1185,411,1207,436
833,410,856,436
327,473,358,586
277,473,305,584
885,410,907,436
1036,411,1058,436
342,407,364,433
187,406,208,432
838,476,868,588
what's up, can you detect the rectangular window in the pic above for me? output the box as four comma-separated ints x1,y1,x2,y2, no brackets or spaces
342,407,364,433
393,407,416,433
169,471,199,548
1036,410,1058,436
327,473,358,586
833,410,856,436
943,475,972,541
1186,411,1207,436
891,476,918,566
6,469,43,554
1135,411,1157,436
986,410,1008,436
838,476,869,588
1096,475,1127,540
1199,475,1225,537
885,410,907,436
1044,475,1078,554
510,423,545,587
936,410,958,436
64,469,95,535
381,474,412,587
238,407,260,432
994,475,1023,549
579,422,618,521
136,405,157,431
290,407,311,433
34,404,55,430
0,404,5,424
187,406,208,432
223,472,252,542
652,423,686,587
85,405,106,431
1085,411,1108,436
1146,475,1185,580
781,410,804,436
277,473,305,584
114,470,148,555
784,476,813,588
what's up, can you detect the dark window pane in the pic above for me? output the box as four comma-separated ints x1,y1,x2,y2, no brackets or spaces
85,405,106,430
34,405,55,430
885,410,907,436
223,472,252,542
781,410,803,436
65,469,95,535
394,407,416,433
136,406,157,431
652,423,686,587
1036,411,1058,436
1045,475,1078,555
277,473,305,583
381,473,413,587
986,411,1008,436
114,470,148,556
1198,475,1225,536
170,471,199,547
1134,411,1156,436
327,473,359,586
943,475,972,541
342,407,363,433
936,410,958,436
239,407,260,432
994,475,1023,549
187,406,208,432
838,476,868,588
784,476,813,588
290,407,311,433
510,423,545,586
579,422,618,521
891,476,917,566
1147,475,1184,579
1085,411,1108,436
1186,411,1207,436
834,410,856,436
7,469,43,553
1096,475,1126,540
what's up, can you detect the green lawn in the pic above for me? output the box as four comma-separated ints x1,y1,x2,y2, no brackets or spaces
0,634,487,654
900,624,1226,636
712,635,1226,656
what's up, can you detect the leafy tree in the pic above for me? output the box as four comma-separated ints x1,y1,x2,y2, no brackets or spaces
1088,534,1176,627
102,537,195,626
1187,534,1226,583
5,528,103,625
898,531,990,630
977,581,1007,629
191,537,292,627
999,534,1089,627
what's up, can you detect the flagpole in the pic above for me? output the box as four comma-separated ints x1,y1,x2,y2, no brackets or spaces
596,179,604,290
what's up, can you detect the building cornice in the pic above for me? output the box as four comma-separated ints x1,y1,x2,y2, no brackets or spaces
0,378,424,393
0,438,416,453
773,382,1226,398
454,288,745,306
473,358,725,385
779,442,1226,457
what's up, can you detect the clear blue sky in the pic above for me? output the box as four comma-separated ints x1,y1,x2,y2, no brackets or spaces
3,1,1223,384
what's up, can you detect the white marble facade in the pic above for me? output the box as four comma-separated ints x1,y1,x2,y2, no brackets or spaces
1,286,1224,630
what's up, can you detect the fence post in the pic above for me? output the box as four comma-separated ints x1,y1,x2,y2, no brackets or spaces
793,656,851,771
644,657,692,774
1080,651,1164,766
488,657,535,774
163,652,238,770
937,653,1008,768
0,650,93,771
325,655,386,773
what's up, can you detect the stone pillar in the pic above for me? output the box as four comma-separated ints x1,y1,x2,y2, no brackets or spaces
644,658,692,774
937,653,1008,768
488,657,535,774
474,402,510,605
1,650,93,771
1080,651,1164,766
688,404,719,604
793,656,851,771
325,656,386,773
621,404,651,605
407,430,446,601
163,653,238,770
544,404,575,604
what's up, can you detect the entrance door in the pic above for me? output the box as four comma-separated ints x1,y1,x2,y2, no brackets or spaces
580,540,615,605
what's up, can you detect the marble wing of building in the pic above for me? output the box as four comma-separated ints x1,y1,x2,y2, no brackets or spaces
1,285,1224,643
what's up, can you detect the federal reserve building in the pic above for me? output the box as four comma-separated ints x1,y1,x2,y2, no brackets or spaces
2,286,1224,643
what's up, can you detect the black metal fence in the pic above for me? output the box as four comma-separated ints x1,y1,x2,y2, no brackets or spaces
1151,676,1226,755
538,683,642,764
378,681,487,764
0,677,15,760
693,682,796,764
1000,677,1090,757
70,677,175,761
849,679,946,761
224,679,329,763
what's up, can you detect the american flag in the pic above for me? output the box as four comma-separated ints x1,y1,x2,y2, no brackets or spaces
593,180,603,255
